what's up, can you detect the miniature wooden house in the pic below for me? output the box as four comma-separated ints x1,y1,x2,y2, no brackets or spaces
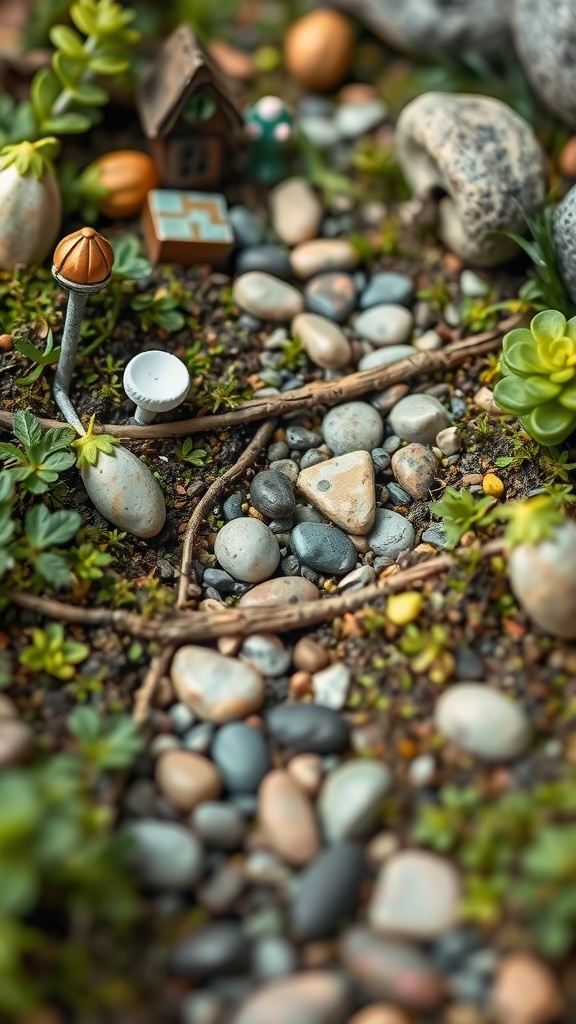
136,25,243,190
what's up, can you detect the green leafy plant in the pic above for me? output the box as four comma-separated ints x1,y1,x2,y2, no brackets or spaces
14,328,61,387
430,486,495,548
0,265,59,335
0,478,82,589
0,739,142,1015
495,489,576,548
111,234,152,281
494,309,576,445
173,437,210,466
72,414,119,467
0,411,75,494
19,621,89,679
500,203,573,317
131,289,187,333
413,780,576,956
68,705,143,770
1,0,138,147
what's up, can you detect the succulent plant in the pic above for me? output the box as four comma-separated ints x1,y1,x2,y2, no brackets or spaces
494,309,576,445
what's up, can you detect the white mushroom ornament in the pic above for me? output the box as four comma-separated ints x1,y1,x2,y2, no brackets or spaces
394,92,547,266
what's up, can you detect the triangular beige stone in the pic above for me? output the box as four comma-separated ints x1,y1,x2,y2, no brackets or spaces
297,451,376,535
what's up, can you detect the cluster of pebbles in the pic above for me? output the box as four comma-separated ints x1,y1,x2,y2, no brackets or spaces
115,173,564,1023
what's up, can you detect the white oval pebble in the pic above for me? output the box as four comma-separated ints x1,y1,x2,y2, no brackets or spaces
435,683,531,761
215,518,280,582
233,272,304,321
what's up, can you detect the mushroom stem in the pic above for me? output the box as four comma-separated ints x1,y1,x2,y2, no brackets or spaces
52,288,87,430
133,405,157,425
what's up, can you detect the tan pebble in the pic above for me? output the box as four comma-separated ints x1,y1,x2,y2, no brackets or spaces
290,238,359,279
239,576,320,607
207,38,255,81
0,693,18,719
258,768,321,865
338,83,380,104
443,1006,486,1024
461,473,483,487
474,385,503,415
288,752,324,796
299,941,335,968
289,670,313,698
560,135,576,177
366,831,400,864
270,177,323,247
293,312,352,370
349,534,370,553
293,636,330,673
217,635,242,657
0,333,13,351
285,9,354,91
155,750,221,812
0,718,32,767
443,251,465,277
347,1006,414,1024
491,953,564,1024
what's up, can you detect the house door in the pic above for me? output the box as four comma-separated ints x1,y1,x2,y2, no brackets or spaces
168,136,221,189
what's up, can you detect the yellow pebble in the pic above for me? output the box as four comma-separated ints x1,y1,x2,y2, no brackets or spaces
386,591,423,626
482,473,505,499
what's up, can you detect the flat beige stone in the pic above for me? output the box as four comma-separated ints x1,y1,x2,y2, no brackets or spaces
297,450,376,534
292,312,352,369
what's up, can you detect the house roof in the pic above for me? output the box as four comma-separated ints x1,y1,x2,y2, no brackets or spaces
136,24,243,140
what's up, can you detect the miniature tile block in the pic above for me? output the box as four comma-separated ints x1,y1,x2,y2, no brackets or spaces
142,189,234,266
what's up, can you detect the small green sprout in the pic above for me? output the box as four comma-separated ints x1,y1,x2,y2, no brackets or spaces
19,622,89,679
430,486,495,549
72,414,119,467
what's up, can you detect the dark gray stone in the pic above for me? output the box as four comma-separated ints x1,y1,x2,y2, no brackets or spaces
191,802,246,849
203,568,236,594
250,470,295,519
211,722,271,793
305,271,357,323
360,271,414,309
290,523,357,575
266,703,350,754
229,205,264,249
286,425,322,450
223,492,244,522
236,244,292,280
169,921,249,979
290,843,366,939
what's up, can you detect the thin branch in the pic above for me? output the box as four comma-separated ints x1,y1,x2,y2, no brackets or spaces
0,316,520,440
176,418,277,608
132,644,176,725
7,540,504,644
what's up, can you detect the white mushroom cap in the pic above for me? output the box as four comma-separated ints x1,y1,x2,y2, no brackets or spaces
123,350,190,415
395,92,547,266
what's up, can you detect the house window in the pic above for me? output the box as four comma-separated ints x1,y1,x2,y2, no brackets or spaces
182,90,217,124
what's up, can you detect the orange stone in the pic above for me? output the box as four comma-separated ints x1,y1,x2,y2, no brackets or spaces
285,9,354,91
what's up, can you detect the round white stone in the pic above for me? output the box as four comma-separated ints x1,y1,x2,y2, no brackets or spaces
215,518,280,582
435,683,531,761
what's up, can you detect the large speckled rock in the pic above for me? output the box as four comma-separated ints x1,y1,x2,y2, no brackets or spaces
514,0,576,128
395,93,546,266
329,0,511,57
554,186,576,306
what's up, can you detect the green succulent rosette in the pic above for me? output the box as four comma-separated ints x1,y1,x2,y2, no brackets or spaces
494,309,576,446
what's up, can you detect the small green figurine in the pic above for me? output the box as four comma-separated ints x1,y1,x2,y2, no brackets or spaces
244,95,294,184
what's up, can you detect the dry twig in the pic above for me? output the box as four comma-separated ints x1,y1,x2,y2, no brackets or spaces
8,540,504,644
176,418,277,608
132,644,176,725
0,316,520,440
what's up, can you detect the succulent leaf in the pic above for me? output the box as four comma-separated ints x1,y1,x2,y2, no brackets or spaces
494,309,576,446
